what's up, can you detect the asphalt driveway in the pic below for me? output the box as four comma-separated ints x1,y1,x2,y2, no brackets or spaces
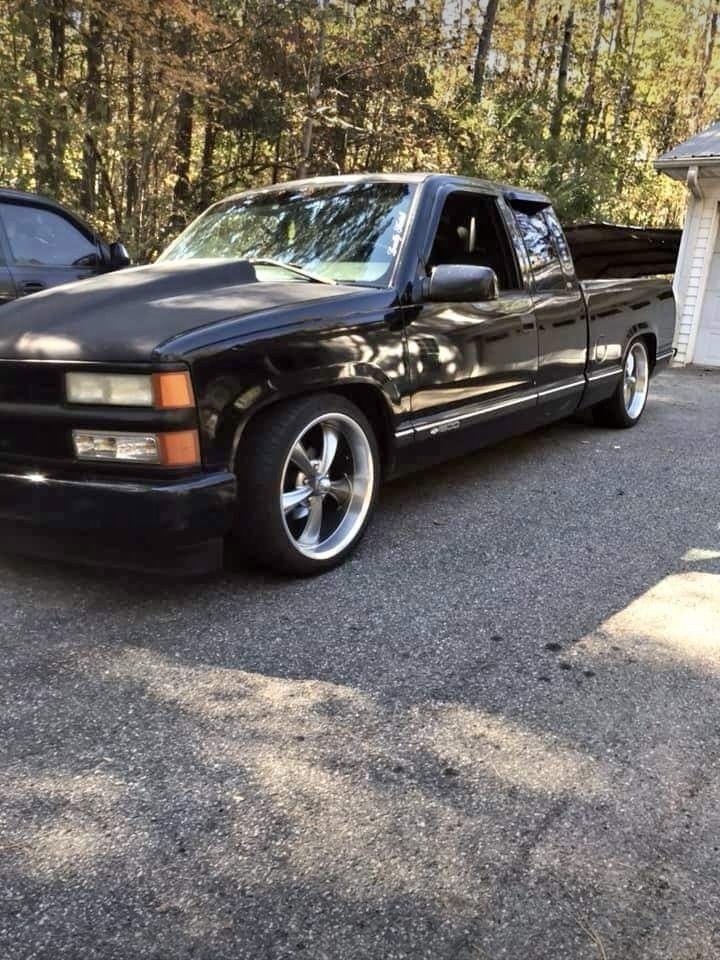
2,367,719,960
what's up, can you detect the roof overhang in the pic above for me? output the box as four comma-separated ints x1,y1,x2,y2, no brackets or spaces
654,156,720,181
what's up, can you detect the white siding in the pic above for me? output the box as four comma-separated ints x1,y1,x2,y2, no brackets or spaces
673,193,720,365
694,235,720,365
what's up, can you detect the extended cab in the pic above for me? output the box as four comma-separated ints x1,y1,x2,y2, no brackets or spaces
0,174,676,575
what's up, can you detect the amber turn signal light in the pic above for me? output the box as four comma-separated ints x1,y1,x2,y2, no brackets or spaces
152,371,195,409
157,429,201,466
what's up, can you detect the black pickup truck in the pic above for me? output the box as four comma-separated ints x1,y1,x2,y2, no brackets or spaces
0,174,676,575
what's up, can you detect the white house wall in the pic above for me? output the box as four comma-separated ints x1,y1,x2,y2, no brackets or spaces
694,220,720,365
673,185,720,365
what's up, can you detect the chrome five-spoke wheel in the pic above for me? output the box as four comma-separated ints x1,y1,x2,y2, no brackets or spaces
280,412,375,560
237,394,380,574
591,338,652,429
623,341,649,420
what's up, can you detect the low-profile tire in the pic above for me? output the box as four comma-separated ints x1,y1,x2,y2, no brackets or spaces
233,393,380,575
591,339,651,429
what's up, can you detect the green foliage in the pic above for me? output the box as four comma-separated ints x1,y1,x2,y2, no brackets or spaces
0,0,712,257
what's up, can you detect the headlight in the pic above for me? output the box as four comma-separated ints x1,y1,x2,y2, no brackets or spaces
72,429,200,466
65,371,194,408
73,430,159,462
66,372,153,406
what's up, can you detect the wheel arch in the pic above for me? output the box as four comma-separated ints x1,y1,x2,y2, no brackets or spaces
638,330,658,373
227,378,398,477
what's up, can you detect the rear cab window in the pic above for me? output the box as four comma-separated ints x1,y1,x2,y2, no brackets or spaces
510,202,575,291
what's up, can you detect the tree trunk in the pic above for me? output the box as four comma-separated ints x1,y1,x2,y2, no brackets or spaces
696,0,719,128
26,11,53,192
614,0,644,134
173,88,194,217
81,11,103,212
614,0,645,190
595,0,624,139
125,42,138,222
472,0,501,101
297,0,328,179
549,6,574,148
49,0,67,183
272,131,283,184
199,106,217,208
538,11,560,92
578,0,607,140
609,0,625,56
171,16,195,222
522,0,538,76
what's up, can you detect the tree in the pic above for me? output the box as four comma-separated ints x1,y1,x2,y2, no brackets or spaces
0,0,712,253
472,0,501,100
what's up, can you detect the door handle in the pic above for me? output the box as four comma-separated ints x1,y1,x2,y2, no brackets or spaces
522,319,536,331
21,282,45,294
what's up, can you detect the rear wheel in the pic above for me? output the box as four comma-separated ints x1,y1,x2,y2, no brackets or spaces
235,394,380,575
592,339,650,428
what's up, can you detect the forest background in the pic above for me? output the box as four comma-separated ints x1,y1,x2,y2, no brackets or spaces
0,0,716,258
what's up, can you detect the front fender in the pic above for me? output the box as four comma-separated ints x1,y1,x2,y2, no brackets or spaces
189,319,410,470
228,367,401,471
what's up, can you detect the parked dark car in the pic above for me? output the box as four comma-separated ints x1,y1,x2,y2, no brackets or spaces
0,174,676,575
0,188,130,303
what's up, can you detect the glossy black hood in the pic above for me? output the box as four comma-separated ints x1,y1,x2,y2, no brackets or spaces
0,260,391,364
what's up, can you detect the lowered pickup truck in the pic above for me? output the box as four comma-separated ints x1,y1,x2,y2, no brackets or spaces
0,174,675,575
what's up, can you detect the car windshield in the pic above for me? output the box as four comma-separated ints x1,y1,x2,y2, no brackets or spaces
157,181,416,285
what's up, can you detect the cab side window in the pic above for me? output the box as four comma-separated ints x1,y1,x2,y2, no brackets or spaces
511,204,566,291
0,202,98,268
427,192,521,291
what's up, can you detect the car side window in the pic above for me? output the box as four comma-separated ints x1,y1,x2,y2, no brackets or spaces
0,202,98,268
427,192,521,291
511,204,566,291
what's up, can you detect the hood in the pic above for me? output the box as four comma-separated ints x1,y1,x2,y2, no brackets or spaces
0,260,385,363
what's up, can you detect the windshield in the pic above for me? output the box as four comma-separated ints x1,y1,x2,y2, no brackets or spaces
158,181,416,285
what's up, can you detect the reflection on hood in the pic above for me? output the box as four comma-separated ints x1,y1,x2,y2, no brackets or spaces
0,260,384,363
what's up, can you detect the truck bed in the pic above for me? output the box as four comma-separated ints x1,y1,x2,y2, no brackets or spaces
564,222,681,280
580,275,676,378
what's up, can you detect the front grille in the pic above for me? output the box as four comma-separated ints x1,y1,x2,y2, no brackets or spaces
0,420,71,461
0,362,68,465
0,362,63,405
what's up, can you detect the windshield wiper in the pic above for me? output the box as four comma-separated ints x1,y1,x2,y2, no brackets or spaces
246,259,332,284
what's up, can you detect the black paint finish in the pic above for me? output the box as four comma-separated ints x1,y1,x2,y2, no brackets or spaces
0,173,677,572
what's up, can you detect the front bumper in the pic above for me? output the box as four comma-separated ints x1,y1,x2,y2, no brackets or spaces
0,467,237,575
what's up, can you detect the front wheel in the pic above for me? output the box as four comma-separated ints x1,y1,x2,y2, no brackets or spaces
235,394,380,575
592,339,651,428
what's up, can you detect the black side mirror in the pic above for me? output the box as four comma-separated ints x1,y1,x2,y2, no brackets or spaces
423,264,499,303
108,241,131,269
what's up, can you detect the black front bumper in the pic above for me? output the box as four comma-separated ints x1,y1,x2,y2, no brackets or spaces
0,467,237,575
